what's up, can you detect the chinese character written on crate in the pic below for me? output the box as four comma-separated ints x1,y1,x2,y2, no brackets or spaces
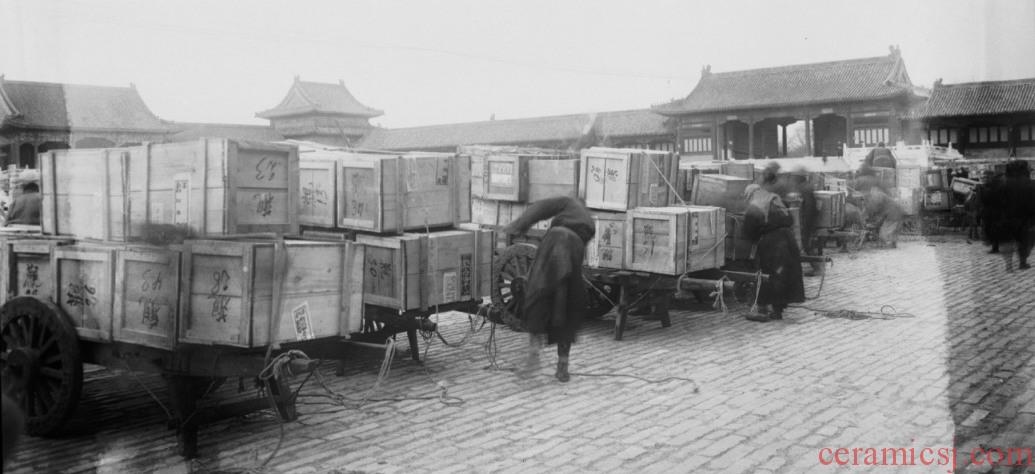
207,269,232,323
21,263,42,295
255,156,280,181
606,167,619,182
301,181,328,208
639,223,657,257
590,164,603,183
348,172,369,217
365,256,394,294
138,269,164,329
254,192,275,217
460,254,472,299
66,276,97,308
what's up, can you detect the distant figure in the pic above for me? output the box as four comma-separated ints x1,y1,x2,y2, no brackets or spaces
3,182,42,226
863,142,897,169
977,170,1005,253
863,187,904,249
999,161,1035,270
742,169,806,322
788,168,821,275
503,196,595,382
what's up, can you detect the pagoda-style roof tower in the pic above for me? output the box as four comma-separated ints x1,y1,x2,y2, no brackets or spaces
256,77,383,146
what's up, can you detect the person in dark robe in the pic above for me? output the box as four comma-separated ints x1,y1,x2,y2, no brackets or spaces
742,179,806,322
503,196,594,382
3,182,42,226
862,186,904,249
787,168,821,275
2,393,23,469
999,161,1035,270
977,169,1005,253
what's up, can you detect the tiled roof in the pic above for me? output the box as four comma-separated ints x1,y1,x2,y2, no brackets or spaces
595,109,671,139
0,78,168,131
359,109,671,151
257,78,383,119
654,51,913,115
166,121,284,142
910,78,1035,118
359,113,597,151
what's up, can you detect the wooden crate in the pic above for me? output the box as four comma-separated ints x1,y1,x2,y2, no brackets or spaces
298,153,338,227
40,139,300,241
53,245,115,342
338,153,470,233
355,228,493,311
180,240,355,348
1,237,68,305
463,146,572,202
895,187,922,216
823,176,849,193
527,158,580,201
624,206,725,275
470,198,549,231
483,155,530,202
923,190,952,211
113,246,181,350
924,169,950,190
896,167,924,190
579,148,677,211
585,211,626,269
950,177,979,195
720,162,756,181
691,174,751,214
815,191,846,229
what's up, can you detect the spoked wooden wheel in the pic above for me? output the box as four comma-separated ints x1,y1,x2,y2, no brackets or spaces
491,243,537,327
0,296,83,436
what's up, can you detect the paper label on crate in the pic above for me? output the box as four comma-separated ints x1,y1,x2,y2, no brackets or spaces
443,271,458,302
172,173,191,225
489,162,514,186
292,302,316,341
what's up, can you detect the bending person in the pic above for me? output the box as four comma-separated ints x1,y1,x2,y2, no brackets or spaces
503,196,595,382
742,182,806,321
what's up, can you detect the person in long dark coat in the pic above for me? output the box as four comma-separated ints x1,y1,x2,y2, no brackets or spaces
977,169,1005,253
742,183,806,321
999,161,1035,270
503,196,594,382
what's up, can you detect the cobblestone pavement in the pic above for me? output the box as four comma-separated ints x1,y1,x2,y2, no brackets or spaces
6,234,1034,473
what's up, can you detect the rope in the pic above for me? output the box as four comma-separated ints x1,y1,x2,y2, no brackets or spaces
567,372,700,392
793,304,916,320
709,275,729,316
747,270,763,316
648,155,686,206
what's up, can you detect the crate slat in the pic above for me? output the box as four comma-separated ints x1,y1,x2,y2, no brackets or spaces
690,174,752,214
585,211,626,269
113,247,181,350
53,245,115,342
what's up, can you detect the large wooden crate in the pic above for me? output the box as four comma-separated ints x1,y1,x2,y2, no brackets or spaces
298,153,339,227
720,162,756,181
53,245,115,341
355,228,493,311
40,139,300,241
895,187,922,216
896,167,924,190
1,237,68,305
338,153,470,233
585,211,626,269
815,191,846,229
470,197,550,231
624,206,725,275
724,213,754,262
923,190,952,211
579,148,677,211
924,169,951,190
180,240,355,348
950,177,979,196
823,176,849,193
691,174,752,214
528,159,580,201
113,246,181,350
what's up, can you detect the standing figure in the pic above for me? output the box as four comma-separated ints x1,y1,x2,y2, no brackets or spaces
999,161,1035,270
742,177,806,322
863,187,905,249
503,196,595,382
788,169,821,275
977,169,1005,253
3,182,42,226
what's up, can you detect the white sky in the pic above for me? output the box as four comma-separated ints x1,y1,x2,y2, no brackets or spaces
3,0,1034,128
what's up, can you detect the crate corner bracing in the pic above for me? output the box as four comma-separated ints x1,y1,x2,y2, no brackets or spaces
579,147,678,212
40,138,300,240
623,205,725,275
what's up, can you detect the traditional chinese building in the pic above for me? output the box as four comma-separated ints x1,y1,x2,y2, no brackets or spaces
358,109,675,152
653,47,924,161
256,77,383,147
907,78,1035,159
0,76,170,168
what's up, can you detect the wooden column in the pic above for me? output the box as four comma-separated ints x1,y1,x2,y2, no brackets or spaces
804,113,813,156
845,109,854,147
781,124,788,157
748,118,755,159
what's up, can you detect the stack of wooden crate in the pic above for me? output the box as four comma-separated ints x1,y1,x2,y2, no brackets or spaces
296,146,492,313
579,147,725,276
18,138,374,349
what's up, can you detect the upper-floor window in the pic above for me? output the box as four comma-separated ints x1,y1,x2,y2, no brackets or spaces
968,126,1009,144
1018,124,1035,143
928,128,959,146
853,127,888,146
682,137,712,153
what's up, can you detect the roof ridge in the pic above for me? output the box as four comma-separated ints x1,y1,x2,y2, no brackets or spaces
936,78,1035,88
382,112,598,131
3,79,137,91
709,55,892,78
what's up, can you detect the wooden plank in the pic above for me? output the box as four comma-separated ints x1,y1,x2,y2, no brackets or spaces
624,207,688,275
687,206,725,272
691,174,751,214
53,245,116,342
113,246,181,350
527,158,579,201
484,155,529,202
1,238,65,305
298,156,338,227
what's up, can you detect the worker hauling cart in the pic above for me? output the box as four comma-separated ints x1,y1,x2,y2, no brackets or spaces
503,196,595,382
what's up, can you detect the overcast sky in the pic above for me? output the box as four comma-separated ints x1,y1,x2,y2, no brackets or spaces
3,0,1034,128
